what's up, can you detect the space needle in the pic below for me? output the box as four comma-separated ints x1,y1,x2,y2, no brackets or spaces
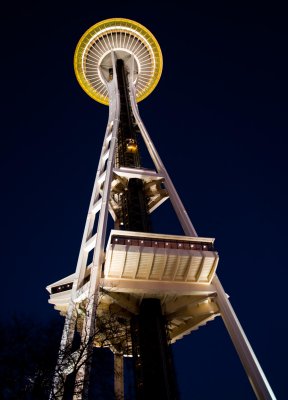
47,18,276,400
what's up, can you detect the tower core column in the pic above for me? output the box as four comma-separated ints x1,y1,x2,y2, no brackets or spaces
114,57,178,399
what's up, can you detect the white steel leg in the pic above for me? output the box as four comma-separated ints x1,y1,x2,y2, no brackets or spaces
128,63,197,237
213,275,276,400
73,52,121,399
129,57,275,399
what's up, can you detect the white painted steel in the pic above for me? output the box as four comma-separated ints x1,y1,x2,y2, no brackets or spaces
105,243,218,283
51,49,276,400
50,52,121,400
213,276,276,400
73,51,121,399
128,61,277,397
127,56,198,237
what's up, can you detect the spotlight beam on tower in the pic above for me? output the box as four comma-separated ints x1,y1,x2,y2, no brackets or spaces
47,18,276,400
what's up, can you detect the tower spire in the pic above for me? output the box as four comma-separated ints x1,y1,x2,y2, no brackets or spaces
47,18,276,400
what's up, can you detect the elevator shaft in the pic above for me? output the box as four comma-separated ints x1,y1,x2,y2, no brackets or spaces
131,299,178,400
115,59,150,232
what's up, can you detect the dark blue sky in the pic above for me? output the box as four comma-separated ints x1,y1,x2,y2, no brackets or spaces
1,2,287,399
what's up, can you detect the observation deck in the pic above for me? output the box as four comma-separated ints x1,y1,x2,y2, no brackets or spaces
74,18,163,105
47,230,219,346
104,230,218,284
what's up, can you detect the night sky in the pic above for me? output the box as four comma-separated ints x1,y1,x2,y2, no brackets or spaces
1,2,287,399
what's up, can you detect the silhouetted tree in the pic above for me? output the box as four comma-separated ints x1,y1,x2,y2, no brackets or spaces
0,316,62,400
0,303,135,399
50,297,132,400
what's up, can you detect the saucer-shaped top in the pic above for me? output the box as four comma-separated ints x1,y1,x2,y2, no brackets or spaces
74,18,163,105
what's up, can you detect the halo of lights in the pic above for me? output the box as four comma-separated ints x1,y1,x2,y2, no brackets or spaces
74,18,163,105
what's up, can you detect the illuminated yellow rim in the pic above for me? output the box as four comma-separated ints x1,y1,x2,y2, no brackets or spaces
74,18,163,105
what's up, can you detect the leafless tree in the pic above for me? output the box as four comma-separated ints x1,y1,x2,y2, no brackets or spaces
49,290,132,400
